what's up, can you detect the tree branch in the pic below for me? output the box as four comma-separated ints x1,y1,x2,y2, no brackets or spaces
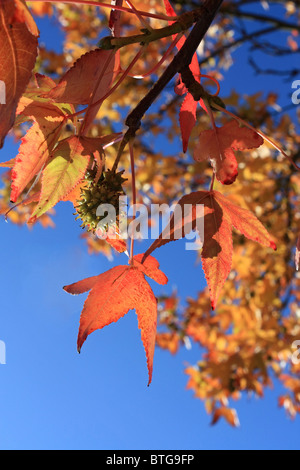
99,7,210,50
110,0,224,171
222,6,300,33
198,25,278,68
124,0,223,134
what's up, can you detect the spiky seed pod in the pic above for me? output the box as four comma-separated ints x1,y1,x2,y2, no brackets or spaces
75,168,127,233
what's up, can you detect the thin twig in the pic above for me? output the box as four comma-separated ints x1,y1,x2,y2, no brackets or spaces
28,0,178,21
109,0,224,172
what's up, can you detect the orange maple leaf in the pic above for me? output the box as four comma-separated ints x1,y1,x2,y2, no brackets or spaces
0,0,38,148
10,73,72,202
143,190,276,309
63,254,168,385
96,224,128,254
13,0,39,36
11,118,64,203
194,120,264,184
211,407,240,427
106,234,128,254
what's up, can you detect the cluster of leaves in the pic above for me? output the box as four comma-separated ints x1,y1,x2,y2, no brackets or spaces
0,0,300,426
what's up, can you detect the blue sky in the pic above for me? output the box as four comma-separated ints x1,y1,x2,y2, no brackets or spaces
0,2,299,450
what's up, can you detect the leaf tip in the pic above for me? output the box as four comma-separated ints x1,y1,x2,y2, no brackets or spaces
27,215,37,224
270,240,277,251
63,285,72,294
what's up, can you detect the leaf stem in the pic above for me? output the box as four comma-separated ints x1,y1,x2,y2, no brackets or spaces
209,171,215,191
203,95,217,131
108,0,123,36
125,0,153,32
129,139,136,264
111,132,130,173
127,32,184,79
28,0,178,22
203,95,220,182
199,74,220,96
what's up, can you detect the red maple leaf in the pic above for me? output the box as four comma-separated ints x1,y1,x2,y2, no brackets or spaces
163,0,204,152
295,234,300,271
